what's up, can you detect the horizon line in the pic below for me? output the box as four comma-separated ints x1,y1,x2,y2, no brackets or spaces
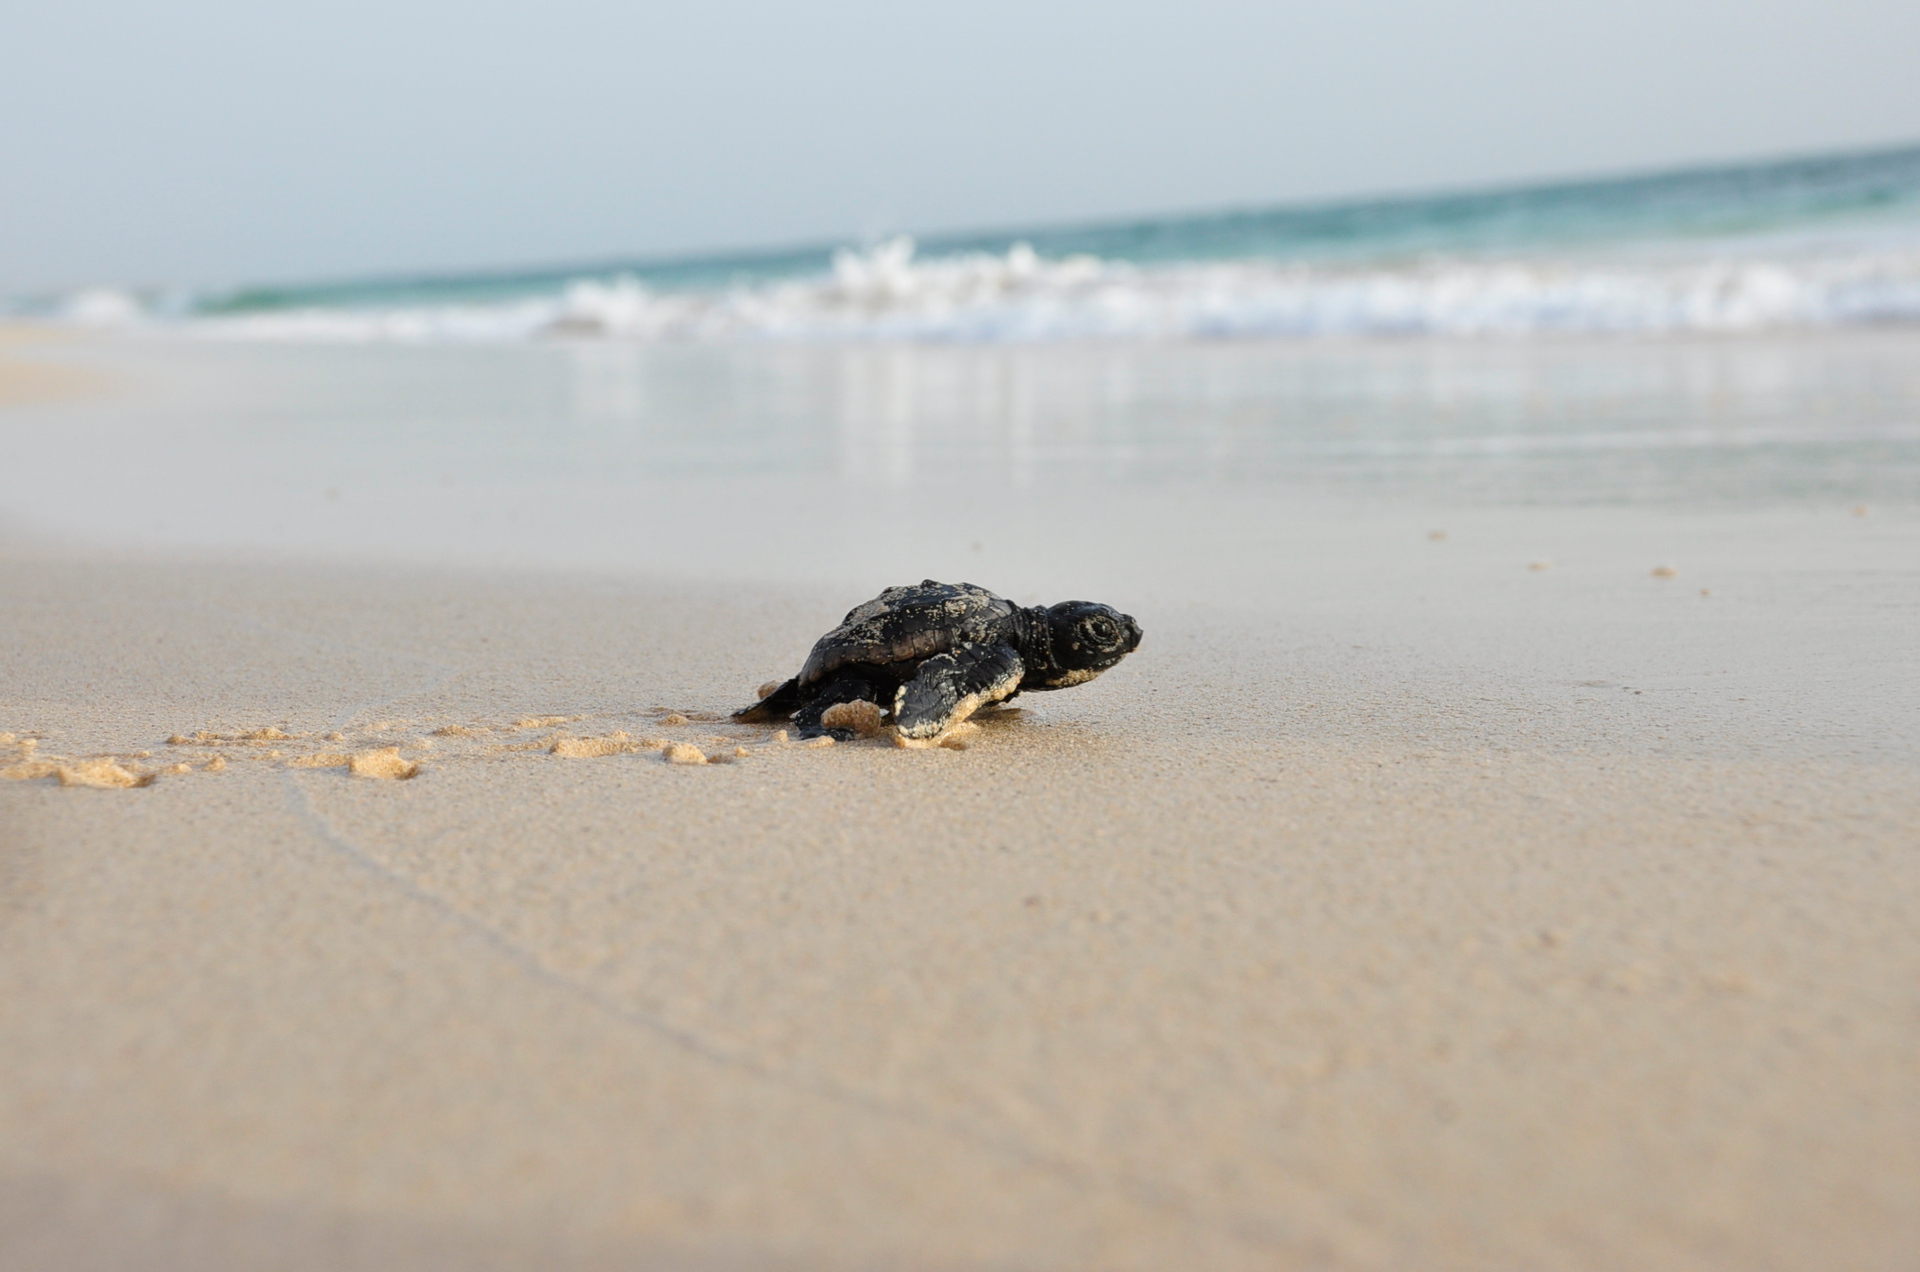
27,134,1920,303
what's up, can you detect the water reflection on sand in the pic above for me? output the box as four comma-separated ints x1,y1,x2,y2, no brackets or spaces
0,331,1915,565
562,334,1920,502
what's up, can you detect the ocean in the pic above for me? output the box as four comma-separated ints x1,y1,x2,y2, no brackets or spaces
3,142,1916,577
20,142,1920,343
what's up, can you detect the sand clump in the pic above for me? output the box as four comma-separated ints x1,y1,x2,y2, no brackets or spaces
433,724,482,738
756,680,782,700
57,759,153,789
658,739,744,765
551,735,629,759
347,748,419,780
656,708,722,723
3,758,64,782
891,721,981,751
551,732,639,759
1,735,48,780
167,727,299,747
1651,564,1679,578
4,738,162,786
820,700,884,738
510,715,578,731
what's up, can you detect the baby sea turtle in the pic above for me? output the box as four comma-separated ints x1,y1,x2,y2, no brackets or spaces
736,580,1142,741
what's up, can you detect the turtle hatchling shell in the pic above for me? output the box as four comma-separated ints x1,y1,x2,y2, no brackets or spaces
798,581,1015,686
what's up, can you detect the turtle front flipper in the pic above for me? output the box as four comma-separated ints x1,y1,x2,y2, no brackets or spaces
893,642,1024,741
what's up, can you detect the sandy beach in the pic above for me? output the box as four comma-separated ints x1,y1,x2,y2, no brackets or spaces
3,328,1918,1269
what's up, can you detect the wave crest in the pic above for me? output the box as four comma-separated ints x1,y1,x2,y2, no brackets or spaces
184,235,1920,344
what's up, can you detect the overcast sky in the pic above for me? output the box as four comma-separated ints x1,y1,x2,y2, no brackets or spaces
5,0,1919,292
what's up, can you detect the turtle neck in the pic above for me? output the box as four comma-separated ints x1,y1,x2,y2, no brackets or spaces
1013,604,1057,683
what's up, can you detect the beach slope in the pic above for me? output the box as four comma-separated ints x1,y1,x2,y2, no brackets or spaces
4,550,1917,1271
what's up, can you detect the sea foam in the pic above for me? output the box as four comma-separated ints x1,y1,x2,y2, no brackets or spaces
180,236,1920,344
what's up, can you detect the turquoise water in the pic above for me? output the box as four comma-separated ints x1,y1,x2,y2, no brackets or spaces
22,142,1920,340
208,140,1920,313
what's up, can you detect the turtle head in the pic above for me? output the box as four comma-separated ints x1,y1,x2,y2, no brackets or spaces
1033,601,1142,688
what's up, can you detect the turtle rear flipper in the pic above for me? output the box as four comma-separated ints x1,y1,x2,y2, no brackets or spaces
734,677,802,723
894,642,1023,741
792,671,890,740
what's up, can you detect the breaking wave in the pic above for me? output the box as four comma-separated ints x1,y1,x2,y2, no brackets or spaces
22,142,1920,343
179,235,1920,343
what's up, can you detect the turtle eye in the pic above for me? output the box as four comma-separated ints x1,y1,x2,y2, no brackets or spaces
1086,617,1118,645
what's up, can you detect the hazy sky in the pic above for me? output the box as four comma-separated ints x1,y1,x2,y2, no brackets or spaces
5,0,1919,291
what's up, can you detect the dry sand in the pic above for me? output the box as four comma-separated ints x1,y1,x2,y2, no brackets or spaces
0,326,115,408
3,545,1917,1271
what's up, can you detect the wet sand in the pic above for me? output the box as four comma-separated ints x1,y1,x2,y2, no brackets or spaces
3,529,1918,1270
